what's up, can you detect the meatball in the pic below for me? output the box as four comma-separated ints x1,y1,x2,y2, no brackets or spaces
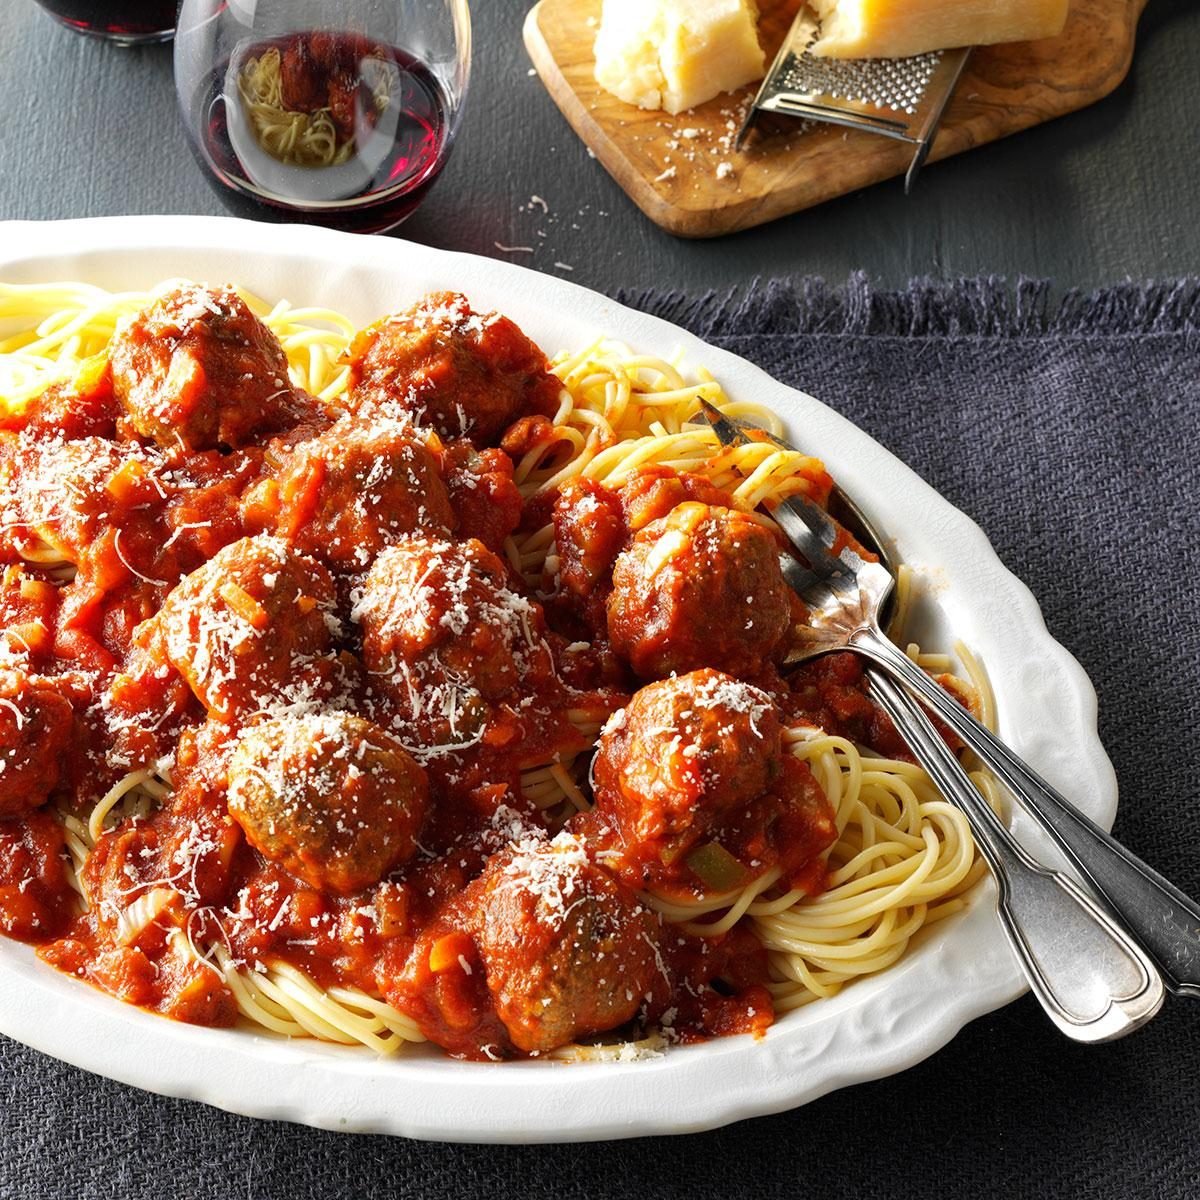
607,502,793,678
0,808,74,940
110,283,308,450
387,830,667,1057
345,292,562,445
594,669,781,861
0,674,74,817
0,435,164,571
279,35,327,111
228,711,428,895
279,32,387,134
242,416,455,569
354,537,545,750
591,669,836,897
143,535,337,720
439,441,522,553
551,478,626,621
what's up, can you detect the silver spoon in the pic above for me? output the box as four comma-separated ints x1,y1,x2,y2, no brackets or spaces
699,399,1168,1040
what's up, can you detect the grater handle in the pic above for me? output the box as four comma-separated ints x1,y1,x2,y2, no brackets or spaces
905,47,974,191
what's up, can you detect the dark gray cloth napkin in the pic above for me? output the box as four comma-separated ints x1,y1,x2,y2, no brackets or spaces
3,277,1198,1200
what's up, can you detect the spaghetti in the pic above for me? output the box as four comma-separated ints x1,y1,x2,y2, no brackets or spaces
640,647,996,1010
0,280,354,407
0,278,996,1057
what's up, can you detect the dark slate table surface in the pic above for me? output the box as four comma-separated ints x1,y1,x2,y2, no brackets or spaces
1,1,1198,290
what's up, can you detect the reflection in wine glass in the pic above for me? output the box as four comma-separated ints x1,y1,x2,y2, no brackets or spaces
175,0,471,233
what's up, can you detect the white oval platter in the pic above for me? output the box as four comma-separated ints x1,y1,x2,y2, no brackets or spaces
0,216,1116,1142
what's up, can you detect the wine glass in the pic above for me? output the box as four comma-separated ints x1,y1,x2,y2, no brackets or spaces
174,0,471,234
30,0,176,44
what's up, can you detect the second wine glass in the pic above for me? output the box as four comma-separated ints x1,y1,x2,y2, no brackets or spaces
174,0,471,234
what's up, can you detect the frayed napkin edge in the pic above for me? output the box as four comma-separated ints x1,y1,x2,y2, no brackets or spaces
616,275,1200,341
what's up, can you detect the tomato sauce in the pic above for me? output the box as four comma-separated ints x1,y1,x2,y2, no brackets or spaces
0,283,918,1059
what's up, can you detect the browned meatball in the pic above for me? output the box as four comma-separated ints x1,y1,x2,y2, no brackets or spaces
0,675,74,817
439,441,522,553
110,284,308,450
143,534,338,720
353,537,545,750
607,502,793,678
279,35,327,111
242,416,455,569
550,478,626,626
228,711,428,895
589,669,837,898
0,435,163,569
593,669,781,863
387,830,667,1057
345,292,562,446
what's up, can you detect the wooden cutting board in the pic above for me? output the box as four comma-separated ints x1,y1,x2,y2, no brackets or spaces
524,0,1150,238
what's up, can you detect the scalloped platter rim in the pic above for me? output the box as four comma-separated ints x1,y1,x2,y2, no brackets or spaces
0,216,1116,1142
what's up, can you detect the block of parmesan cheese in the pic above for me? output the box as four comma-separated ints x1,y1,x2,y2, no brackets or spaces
809,0,1069,59
594,0,765,116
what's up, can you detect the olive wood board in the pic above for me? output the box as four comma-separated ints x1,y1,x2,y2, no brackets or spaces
523,0,1151,238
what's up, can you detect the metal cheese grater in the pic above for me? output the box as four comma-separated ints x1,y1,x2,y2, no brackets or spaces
737,9,973,192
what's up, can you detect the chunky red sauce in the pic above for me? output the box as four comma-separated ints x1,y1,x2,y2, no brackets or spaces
0,283,927,1059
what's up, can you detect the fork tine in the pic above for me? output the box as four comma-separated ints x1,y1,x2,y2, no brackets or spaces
774,494,841,556
695,397,793,452
695,397,750,447
695,403,843,548
695,396,867,582
779,552,846,603
773,500,851,578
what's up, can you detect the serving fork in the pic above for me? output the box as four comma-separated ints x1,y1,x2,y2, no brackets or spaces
696,398,1200,1040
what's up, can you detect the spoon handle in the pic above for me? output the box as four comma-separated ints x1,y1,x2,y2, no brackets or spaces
858,628,1200,997
868,670,1164,1041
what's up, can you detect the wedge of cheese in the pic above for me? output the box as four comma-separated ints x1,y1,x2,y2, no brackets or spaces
809,0,1070,59
594,0,765,115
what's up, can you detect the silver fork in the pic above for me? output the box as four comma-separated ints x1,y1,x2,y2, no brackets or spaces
698,399,1176,1040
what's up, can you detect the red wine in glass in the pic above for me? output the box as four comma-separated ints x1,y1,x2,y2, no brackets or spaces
32,0,176,43
184,33,453,235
